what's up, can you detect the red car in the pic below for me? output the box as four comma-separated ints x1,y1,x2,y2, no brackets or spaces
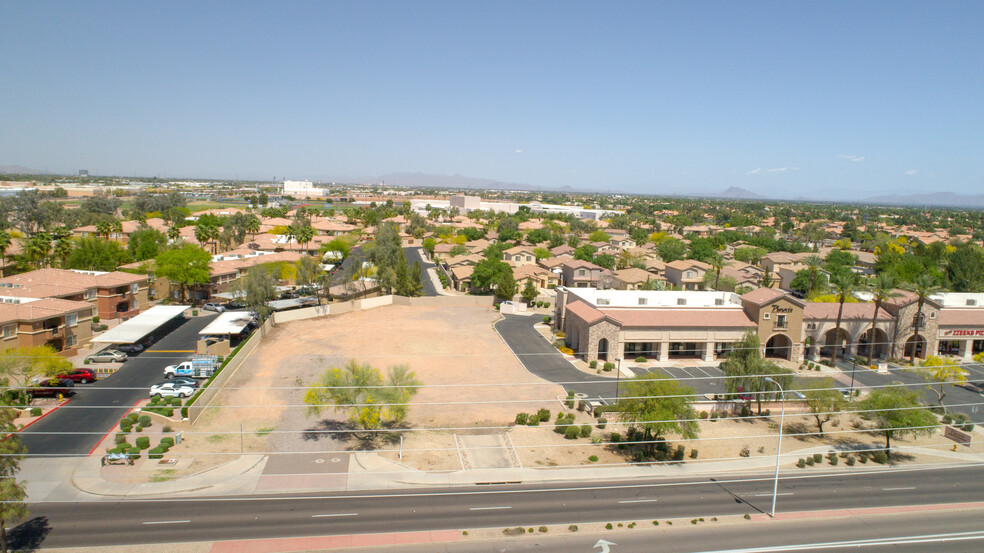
57,369,97,384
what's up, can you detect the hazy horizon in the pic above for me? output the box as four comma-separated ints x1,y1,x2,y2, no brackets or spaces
2,2,982,201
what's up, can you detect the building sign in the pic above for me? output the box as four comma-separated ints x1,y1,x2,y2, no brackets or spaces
940,328,984,338
771,304,794,313
944,425,972,447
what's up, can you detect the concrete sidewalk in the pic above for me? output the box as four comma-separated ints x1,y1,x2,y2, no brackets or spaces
22,436,984,502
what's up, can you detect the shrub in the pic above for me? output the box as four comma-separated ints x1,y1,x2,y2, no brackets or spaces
673,445,685,461
93,316,100,323
565,426,580,439
181,406,189,418
652,520,659,526
689,449,698,459
603,362,615,371
806,457,815,466
568,525,578,532
30,407,42,417
515,413,529,425
537,408,550,422
135,425,144,432
136,436,150,450
872,451,888,464
579,424,592,438
846,456,856,466
555,331,566,339
127,412,139,422
160,436,175,447
528,528,534,533
559,347,574,355
813,453,823,463
589,360,597,369
169,397,182,407
942,414,953,424
538,526,548,533
743,514,751,520
192,309,199,316
635,356,646,363
148,447,164,460
963,422,975,432
543,302,550,308
115,433,128,445
127,446,141,459
858,455,868,464
739,446,750,457
536,301,544,308
796,458,806,468
605,523,613,530
119,419,132,432
542,316,551,324
162,424,173,433
503,527,525,536
691,519,698,525
137,415,151,427
610,432,621,443
829,455,838,466
597,417,607,429
588,455,598,462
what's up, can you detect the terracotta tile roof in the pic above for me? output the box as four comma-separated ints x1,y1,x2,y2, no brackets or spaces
564,300,605,324
562,259,603,270
0,283,87,299
0,268,146,290
0,298,93,323
450,265,474,280
538,257,567,269
803,302,894,321
551,245,575,255
938,309,984,326
613,268,654,284
741,287,785,305
210,252,303,277
603,308,755,329
666,259,711,271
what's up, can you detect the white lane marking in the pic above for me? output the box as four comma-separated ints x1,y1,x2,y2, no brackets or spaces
618,498,659,503
470,506,511,510
311,513,358,518
690,530,984,552
142,520,190,525
882,487,916,491
754,492,793,497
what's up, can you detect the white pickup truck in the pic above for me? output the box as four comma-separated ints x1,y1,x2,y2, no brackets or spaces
164,355,218,379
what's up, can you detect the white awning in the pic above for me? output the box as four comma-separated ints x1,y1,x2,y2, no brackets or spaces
91,305,191,344
199,311,255,335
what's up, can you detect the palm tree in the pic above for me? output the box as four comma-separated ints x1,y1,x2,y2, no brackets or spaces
24,232,52,269
194,223,211,251
803,255,823,294
246,215,261,243
710,254,725,290
167,225,180,243
865,274,901,367
96,220,112,240
51,228,74,268
829,272,858,366
285,225,298,250
110,220,123,241
907,273,943,364
296,225,315,253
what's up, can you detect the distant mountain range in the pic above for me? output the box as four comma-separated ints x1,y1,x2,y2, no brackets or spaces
861,192,984,209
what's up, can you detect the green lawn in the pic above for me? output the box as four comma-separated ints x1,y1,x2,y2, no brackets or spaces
187,201,243,213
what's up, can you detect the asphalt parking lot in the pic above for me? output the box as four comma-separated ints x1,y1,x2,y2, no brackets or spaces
20,312,218,456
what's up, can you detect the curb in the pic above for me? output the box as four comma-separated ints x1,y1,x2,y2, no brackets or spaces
17,398,71,433
87,399,143,456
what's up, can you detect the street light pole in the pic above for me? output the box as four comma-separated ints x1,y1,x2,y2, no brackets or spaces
764,377,785,519
615,357,622,402
850,356,856,394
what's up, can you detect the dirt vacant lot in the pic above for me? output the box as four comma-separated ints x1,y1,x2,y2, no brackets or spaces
184,305,564,468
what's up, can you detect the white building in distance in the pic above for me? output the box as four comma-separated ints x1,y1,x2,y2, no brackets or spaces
282,180,321,198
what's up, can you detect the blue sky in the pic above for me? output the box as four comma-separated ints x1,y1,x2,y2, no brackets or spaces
1,1,982,199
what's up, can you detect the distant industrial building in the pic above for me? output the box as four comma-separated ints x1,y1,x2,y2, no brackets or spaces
282,179,321,198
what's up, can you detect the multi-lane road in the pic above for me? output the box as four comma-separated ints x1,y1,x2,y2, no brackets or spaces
20,465,984,549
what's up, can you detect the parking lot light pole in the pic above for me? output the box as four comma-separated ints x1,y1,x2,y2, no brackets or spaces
615,357,622,401
764,377,785,519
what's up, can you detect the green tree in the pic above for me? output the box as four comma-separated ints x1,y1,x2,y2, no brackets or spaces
0,401,28,553
246,215,261,242
916,355,967,410
0,345,73,392
828,272,858,366
295,225,316,252
803,378,844,436
588,229,611,243
23,232,52,268
721,332,794,414
946,244,984,292
304,359,421,439
906,273,943,364
592,253,616,270
615,374,699,456
657,238,686,262
710,254,725,290
66,237,134,271
422,237,436,257
231,264,279,319
365,223,404,294
860,386,937,458
128,228,168,261
521,278,538,306
471,259,516,300
296,256,322,287
154,243,211,303
865,273,901,366
803,255,824,294
0,231,10,277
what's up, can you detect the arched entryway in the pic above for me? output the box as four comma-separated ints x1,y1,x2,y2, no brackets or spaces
904,334,927,359
764,334,792,360
857,328,888,361
820,328,850,358
598,338,609,362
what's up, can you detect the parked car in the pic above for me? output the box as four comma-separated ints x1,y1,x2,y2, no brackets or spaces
150,382,196,399
56,369,97,384
87,350,127,363
116,343,144,354
162,377,199,389
203,302,226,313
786,391,807,400
837,388,853,399
28,378,75,398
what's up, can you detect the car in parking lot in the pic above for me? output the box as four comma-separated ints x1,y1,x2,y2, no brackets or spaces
116,343,144,355
202,302,226,312
837,388,854,399
87,349,127,363
56,369,97,384
28,378,75,398
162,376,200,389
150,382,196,399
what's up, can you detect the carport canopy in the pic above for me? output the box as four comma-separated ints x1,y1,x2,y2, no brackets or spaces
90,305,191,344
199,311,254,336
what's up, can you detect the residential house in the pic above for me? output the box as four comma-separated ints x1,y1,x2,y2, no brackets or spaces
502,246,538,267
513,264,559,290
613,267,663,290
560,260,609,288
664,260,710,291
0,268,149,321
0,298,95,355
